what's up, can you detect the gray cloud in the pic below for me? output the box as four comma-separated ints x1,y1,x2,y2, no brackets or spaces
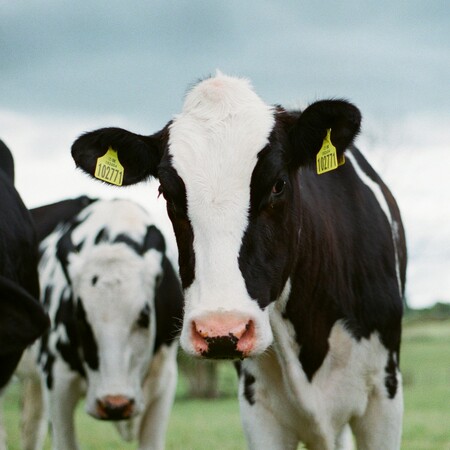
1,1,449,128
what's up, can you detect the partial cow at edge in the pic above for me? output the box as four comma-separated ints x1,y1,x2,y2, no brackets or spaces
71,73,406,450
0,139,49,450
0,139,48,393
22,197,183,450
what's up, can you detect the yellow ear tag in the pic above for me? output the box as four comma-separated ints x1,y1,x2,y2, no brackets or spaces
316,129,344,175
94,147,124,186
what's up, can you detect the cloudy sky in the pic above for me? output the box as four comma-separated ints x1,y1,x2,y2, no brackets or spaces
1,1,449,308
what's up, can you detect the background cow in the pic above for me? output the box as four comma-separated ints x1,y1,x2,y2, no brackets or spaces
71,73,406,450
23,197,183,450
0,139,49,448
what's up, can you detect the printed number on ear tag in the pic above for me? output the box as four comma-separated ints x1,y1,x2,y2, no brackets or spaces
316,129,345,175
95,147,124,186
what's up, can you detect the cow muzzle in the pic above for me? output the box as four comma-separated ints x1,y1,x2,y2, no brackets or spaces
95,395,135,421
190,313,256,359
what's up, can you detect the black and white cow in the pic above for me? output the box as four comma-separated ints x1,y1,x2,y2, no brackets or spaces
71,73,406,450
0,139,49,392
26,197,183,450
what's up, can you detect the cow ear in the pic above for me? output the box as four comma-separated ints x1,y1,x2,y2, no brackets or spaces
288,100,361,168
0,275,49,354
71,124,170,186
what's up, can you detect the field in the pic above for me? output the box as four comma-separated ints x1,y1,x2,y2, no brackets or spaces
2,320,449,449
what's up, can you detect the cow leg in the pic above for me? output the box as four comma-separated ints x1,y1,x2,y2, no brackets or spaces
21,377,47,450
239,396,299,450
138,344,178,450
335,424,354,450
351,382,403,450
46,363,83,450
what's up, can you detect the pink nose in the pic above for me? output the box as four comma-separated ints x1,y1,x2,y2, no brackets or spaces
96,395,135,421
191,314,256,359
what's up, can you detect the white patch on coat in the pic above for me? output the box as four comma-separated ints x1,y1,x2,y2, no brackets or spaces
346,152,402,295
168,73,276,354
242,297,402,449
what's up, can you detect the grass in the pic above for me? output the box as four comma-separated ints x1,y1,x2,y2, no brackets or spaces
400,320,450,450
2,320,449,449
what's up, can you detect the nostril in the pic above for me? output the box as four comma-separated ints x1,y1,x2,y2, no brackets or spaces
237,320,255,354
191,321,209,354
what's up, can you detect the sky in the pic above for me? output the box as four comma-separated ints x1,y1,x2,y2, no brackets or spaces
1,1,449,308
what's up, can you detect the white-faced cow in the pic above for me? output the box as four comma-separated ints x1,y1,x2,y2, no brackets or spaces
25,197,183,450
71,73,406,450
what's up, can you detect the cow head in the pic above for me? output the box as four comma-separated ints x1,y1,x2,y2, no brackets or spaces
72,73,360,361
56,205,166,420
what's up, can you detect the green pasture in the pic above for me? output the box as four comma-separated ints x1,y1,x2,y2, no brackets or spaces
2,319,449,449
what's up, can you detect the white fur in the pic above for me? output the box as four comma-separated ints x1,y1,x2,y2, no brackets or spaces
22,200,177,450
169,73,276,355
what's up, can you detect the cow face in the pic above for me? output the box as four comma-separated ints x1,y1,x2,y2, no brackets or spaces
72,73,360,361
67,243,162,420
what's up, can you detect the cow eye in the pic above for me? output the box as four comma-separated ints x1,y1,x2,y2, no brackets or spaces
272,179,286,196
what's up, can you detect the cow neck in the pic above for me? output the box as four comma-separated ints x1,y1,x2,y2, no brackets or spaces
281,169,343,382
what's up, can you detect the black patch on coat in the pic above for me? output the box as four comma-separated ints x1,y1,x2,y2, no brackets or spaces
94,227,109,245
113,233,142,254
42,285,53,308
142,225,166,254
157,160,195,289
53,288,85,376
114,225,166,255
385,351,398,399
243,370,256,405
43,352,55,390
137,304,150,329
153,255,184,352
76,298,99,371
56,225,83,285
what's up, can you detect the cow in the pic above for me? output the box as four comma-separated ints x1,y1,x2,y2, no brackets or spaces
0,139,49,391
71,73,406,450
23,197,183,450
0,139,49,450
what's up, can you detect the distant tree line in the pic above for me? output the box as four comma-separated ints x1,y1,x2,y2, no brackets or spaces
404,302,450,322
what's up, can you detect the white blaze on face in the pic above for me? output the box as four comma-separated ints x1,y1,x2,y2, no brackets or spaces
168,73,276,355
68,244,162,417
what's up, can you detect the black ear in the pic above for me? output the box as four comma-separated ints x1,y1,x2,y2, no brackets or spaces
0,275,49,354
71,125,170,186
288,100,361,168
